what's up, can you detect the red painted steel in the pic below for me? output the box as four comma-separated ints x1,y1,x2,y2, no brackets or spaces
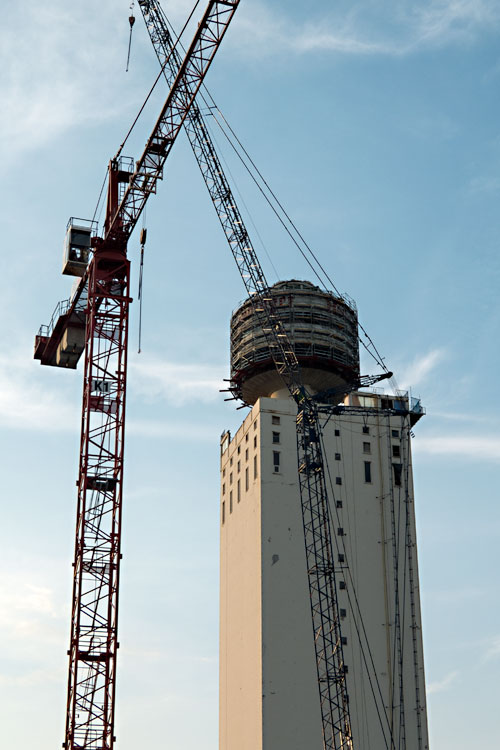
64,245,129,750
60,3,241,748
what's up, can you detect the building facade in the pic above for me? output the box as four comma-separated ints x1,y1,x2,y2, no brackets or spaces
219,391,429,750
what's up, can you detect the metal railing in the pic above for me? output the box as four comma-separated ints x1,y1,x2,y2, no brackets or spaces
37,293,87,339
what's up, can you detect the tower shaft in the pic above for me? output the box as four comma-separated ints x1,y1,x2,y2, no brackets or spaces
219,393,428,750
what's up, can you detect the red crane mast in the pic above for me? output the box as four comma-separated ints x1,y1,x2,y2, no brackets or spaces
34,3,240,749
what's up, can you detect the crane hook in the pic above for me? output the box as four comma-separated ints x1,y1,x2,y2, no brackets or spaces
137,227,147,354
126,7,136,73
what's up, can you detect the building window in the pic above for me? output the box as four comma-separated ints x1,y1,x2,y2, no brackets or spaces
272,431,280,444
230,457,233,467
229,472,233,485
237,479,241,502
338,553,345,563
392,429,399,438
364,461,372,483
393,464,402,487
362,425,370,435
363,442,371,454
381,398,393,410
392,445,401,458
222,468,226,478
222,483,226,496
335,429,340,437
254,455,258,479
253,420,258,430
245,467,249,491
273,451,280,472
341,636,348,645
254,436,257,448
245,448,249,461
340,608,346,618
229,491,233,513
336,477,342,485
335,452,341,460
272,415,280,425
245,433,249,443
222,501,225,524
237,460,241,473
336,500,342,508
237,446,241,455
339,581,346,590
338,528,344,536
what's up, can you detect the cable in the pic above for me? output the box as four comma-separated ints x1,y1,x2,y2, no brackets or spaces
92,170,109,228
126,4,136,72
115,0,203,161
319,416,396,750
203,115,280,280
137,222,147,353
158,5,391,375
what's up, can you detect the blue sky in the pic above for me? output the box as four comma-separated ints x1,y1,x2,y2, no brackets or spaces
1,0,499,747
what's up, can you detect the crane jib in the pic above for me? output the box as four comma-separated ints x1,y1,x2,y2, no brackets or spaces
138,3,355,749
59,3,242,750
105,0,240,243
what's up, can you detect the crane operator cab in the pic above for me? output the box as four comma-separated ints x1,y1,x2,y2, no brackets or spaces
62,218,93,277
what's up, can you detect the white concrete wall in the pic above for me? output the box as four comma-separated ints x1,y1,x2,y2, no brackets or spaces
220,395,429,750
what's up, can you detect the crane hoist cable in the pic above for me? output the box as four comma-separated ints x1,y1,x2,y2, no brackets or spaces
137,224,147,353
209,107,392,377
116,0,204,161
126,3,136,72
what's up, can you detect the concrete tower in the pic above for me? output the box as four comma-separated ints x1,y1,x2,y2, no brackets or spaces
219,281,429,750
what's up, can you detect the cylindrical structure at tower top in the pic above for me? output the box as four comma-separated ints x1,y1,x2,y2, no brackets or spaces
230,280,360,405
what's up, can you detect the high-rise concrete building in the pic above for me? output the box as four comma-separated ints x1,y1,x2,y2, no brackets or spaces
219,281,429,750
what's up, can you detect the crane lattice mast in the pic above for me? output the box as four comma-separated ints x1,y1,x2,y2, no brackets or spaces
135,3,395,746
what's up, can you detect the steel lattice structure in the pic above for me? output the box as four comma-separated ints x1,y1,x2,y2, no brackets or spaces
107,0,240,242
138,4,359,746
64,251,130,750
60,2,241,748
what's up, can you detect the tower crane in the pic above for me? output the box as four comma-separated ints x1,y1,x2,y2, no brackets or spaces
136,3,391,748
33,3,240,749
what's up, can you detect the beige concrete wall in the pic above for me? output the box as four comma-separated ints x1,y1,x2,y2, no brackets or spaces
220,407,263,750
219,394,429,750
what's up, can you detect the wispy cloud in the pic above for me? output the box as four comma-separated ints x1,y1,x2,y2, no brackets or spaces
469,175,500,195
3,0,498,165
0,351,78,432
484,635,500,661
431,411,497,424
130,356,224,405
0,346,224,432
128,418,217,442
0,0,192,167
398,348,447,389
427,669,459,694
232,0,500,59
413,434,500,461
1,2,125,165
414,0,500,45
0,569,65,645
